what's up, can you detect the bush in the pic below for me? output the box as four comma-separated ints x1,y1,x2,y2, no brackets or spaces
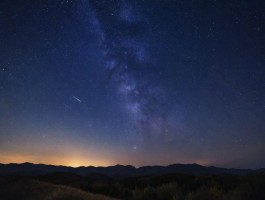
186,186,224,200
132,182,182,200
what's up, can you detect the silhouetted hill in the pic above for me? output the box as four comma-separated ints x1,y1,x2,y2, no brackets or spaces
257,168,265,173
0,163,255,177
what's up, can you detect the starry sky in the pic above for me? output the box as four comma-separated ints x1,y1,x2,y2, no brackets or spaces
0,0,265,169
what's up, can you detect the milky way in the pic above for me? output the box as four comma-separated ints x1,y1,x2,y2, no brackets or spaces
81,0,172,142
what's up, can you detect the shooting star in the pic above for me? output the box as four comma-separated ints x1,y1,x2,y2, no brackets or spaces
72,96,82,103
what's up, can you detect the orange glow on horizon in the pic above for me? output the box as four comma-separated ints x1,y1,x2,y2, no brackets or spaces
0,153,215,167
0,152,116,167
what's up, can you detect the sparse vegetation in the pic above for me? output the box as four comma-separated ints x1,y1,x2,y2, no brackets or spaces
0,179,118,200
78,173,265,200
1,172,265,200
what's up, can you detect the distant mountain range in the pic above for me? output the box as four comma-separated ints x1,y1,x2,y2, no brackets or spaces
1,162,263,177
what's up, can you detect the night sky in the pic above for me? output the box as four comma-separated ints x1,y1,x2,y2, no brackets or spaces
1,0,265,169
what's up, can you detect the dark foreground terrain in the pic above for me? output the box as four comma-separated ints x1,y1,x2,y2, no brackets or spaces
1,163,265,200
0,177,117,200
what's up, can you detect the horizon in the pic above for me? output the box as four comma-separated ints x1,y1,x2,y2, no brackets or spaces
1,161,263,170
0,161,212,168
1,1,265,169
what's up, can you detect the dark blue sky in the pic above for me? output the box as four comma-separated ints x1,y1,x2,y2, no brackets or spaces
0,0,265,168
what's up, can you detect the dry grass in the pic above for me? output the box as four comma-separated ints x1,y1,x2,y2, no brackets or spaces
0,179,118,200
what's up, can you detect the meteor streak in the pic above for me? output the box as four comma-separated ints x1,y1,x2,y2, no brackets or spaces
73,96,82,103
